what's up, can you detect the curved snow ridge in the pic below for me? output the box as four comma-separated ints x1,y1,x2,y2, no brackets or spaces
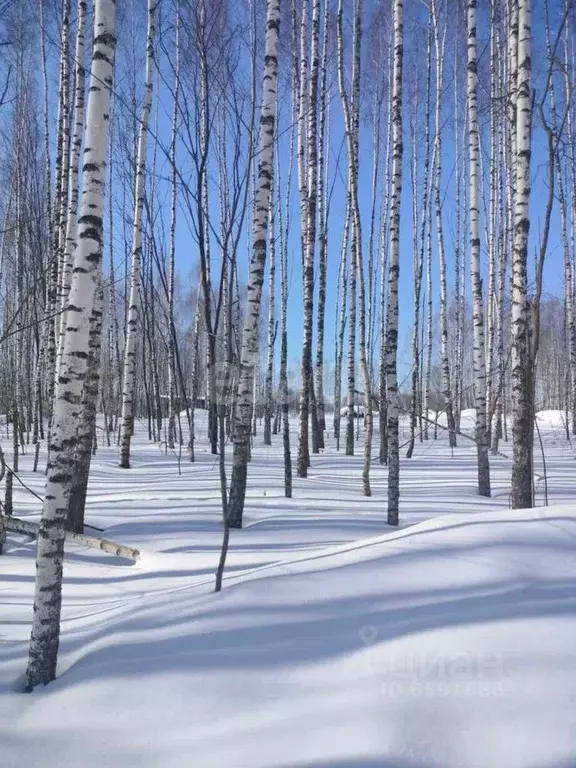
47,504,576,647
187,504,576,596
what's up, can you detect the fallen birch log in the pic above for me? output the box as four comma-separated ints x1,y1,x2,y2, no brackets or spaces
1,515,140,562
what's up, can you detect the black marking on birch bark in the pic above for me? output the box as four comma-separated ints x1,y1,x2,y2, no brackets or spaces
50,472,73,485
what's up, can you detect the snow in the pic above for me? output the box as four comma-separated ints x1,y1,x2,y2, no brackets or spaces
1,411,576,767
536,409,570,431
427,407,478,430
339,404,368,417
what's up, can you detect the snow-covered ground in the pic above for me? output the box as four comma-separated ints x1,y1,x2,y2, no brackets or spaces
1,411,576,767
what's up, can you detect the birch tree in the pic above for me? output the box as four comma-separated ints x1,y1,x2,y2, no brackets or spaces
407,19,432,460
297,0,320,477
278,134,293,497
44,0,71,427
119,0,155,469
563,2,576,434
378,40,393,462
349,0,373,494
56,0,88,384
314,0,329,448
263,183,276,446
430,0,456,449
25,0,116,690
227,0,280,529
334,194,350,451
510,0,533,508
336,0,361,459
385,0,403,525
68,289,103,533
167,0,180,450
467,0,491,497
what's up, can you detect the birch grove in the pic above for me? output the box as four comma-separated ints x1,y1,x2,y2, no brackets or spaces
1,0,576,689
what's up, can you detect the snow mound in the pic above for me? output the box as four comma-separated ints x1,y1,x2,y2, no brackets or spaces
340,404,366,418
535,409,569,430
3,506,576,768
458,408,477,429
427,408,476,429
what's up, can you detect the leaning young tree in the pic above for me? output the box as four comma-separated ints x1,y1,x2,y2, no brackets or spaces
467,0,491,497
119,0,156,469
25,0,116,690
385,0,404,525
227,0,281,529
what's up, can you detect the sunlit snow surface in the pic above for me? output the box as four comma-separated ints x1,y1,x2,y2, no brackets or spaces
1,410,576,767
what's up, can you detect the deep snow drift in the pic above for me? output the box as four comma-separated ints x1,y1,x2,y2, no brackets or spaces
1,411,576,767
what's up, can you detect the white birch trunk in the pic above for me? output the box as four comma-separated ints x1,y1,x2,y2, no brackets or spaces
189,293,202,462
563,11,576,434
378,39,393,461
263,179,276,446
56,0,88,387
346,0,372,495
385,0,403,525
407,20,432,459
485,4,498,438
277,127,293,497
431,0,456,448
55,0,72,333
467,0,491,497
45,0,71,430
227,0,280,529
510,0,533,508
167,1,180,450
314,0,329,446
119,0,155,469
336,0,358,459
297,0,320,476
334,193,350,451
68,288,103,533
25,0,116,690
453,26,464,434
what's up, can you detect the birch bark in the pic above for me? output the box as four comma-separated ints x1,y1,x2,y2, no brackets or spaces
227,0,280,529
510,0,533,508
385,0,404,525
119,0,155,469
25,0,116,690
467,0,491,496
